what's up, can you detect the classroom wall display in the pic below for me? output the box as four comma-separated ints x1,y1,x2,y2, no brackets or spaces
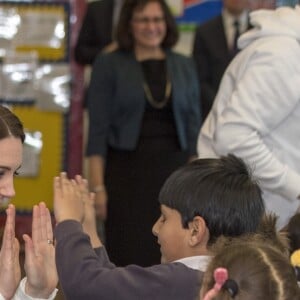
1,51,38,104
169,0,222,23
168,0,222,55
0,1,70,61
0,1,71,212
0,1,71,108
20,130,43,177
12,106,64,211
35,63,71,112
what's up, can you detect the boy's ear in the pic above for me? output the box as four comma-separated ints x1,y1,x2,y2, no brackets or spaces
188,216,208,247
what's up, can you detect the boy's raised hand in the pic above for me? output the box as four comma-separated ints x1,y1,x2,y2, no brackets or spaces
75,175,102,248
0,204,21,299
54,172,84,223
22,202,58,298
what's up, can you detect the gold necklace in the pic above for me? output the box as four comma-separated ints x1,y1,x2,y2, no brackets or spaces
143,78,172,109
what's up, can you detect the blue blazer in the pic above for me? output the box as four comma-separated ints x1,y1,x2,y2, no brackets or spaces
86,49,201,158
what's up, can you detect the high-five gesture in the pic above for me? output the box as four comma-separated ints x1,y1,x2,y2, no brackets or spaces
54,172,84,223
75,175,102,248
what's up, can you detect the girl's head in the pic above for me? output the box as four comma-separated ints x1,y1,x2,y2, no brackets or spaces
201,214,300,300
0,106,25,206
201,242,300,300
116,0,178,51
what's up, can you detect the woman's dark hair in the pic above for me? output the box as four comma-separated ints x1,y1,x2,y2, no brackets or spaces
116,0,179,51
0,106,25,143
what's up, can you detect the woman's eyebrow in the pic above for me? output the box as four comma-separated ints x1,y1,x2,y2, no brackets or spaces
0,166,10,170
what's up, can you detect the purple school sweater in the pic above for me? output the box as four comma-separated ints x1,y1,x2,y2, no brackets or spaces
54,220,202,300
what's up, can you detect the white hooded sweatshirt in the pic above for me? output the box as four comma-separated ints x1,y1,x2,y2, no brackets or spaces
197,6,300,228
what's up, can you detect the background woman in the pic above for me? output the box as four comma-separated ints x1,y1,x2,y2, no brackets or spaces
86,0,201,266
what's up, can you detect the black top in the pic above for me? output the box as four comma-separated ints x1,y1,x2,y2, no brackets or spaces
140,59,178,142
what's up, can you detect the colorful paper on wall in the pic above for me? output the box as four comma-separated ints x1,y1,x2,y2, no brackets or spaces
164,0,222,26
0,2,70,61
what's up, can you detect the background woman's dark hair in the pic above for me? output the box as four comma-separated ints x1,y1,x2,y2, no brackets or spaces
0,106,25,143
116,0,179,51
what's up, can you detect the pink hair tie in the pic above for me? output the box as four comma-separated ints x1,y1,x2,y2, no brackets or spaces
203,268,228,300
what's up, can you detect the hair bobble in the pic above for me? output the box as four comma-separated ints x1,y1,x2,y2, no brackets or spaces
222,279,239,297
203,268,228,300
203,268,239,300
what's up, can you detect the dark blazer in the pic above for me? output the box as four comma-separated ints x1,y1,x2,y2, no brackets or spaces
193,15,250,120
86,50,201,158
74,0,114,65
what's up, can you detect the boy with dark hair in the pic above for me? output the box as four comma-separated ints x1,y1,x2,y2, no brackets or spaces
53,155,265,300
153,154,264,266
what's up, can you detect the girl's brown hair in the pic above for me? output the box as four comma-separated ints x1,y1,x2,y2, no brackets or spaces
201,215,300,300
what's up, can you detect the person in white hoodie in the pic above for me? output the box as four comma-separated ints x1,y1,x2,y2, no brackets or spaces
197,6,300,230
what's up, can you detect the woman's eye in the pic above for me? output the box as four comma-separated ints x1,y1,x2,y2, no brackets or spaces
14,171,20,176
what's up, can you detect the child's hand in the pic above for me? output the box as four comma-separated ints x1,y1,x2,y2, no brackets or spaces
75,175,102,248
53,172,84,223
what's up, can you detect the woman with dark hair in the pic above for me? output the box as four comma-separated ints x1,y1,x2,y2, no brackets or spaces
0,105,58,299
86,0,201,266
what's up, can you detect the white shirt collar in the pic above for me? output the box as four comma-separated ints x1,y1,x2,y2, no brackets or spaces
223,8,249,29
174,255,211,272
222,9,249,49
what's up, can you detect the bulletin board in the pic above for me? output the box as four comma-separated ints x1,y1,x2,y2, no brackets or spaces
168,0,222,24
12,106,64,211
0,0,71,213
0,1,70,62
167,0,222,56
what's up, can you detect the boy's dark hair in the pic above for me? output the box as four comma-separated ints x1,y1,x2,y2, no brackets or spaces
158,154,265,245
116,0,179,51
